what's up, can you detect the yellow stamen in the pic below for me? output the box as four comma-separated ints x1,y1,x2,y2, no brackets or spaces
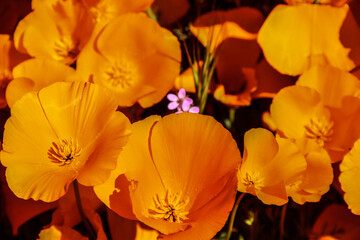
104,61,135,89
48,138,81,166
304,116,333,146
242,171,264,191
148,190,189,223
54,37,79,61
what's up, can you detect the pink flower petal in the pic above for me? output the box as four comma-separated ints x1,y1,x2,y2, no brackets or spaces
189,106,200,113
183,97,193,105
168,102,179,110
167,93,179,101
182,99,192,111
178,88,186,99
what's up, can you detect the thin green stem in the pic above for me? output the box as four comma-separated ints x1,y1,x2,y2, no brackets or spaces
145,7,158,22
226,192,246,240
73,180,97,240
279,203,288,240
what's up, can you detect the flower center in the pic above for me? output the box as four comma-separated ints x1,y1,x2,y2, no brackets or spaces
90,5,114,23
54,37,79,61
48,138,82,166
148,190,189,223
104,61,134,89
242,172,264,191
304,116,333,146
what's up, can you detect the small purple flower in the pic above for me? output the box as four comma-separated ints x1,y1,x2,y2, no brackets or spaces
167,88,199,113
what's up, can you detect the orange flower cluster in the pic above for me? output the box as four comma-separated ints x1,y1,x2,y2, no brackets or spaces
1,0,360,239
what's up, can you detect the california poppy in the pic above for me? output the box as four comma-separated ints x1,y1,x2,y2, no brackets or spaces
95,113,240,239
270,67,360,162
238,128,307,205
14,0,94,64
1,81,131,202
77,13,181,108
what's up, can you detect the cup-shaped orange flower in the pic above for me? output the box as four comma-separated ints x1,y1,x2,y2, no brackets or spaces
77,13,181,108
95,113,240,239
14,0,94,64
1,81,131,202
258,4,360,75
339,138,360,215
6,58,81,108
238,128,307,205
270,82,360,162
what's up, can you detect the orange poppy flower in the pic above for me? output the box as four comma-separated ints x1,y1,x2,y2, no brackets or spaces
190,7,262,52
95,113,240,239
238,128,307,205
14,0,94,64
286,137,333,204
151,0,190,26
339,138,360,215
0,81,131,202
258,4,360,76
77,13,181,108
6,58,81,108
270,66,360,162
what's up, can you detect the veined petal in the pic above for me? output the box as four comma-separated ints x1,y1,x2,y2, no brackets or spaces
77,111,131,186
95,113,240,238
1,81,130,202
94,115,162,219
